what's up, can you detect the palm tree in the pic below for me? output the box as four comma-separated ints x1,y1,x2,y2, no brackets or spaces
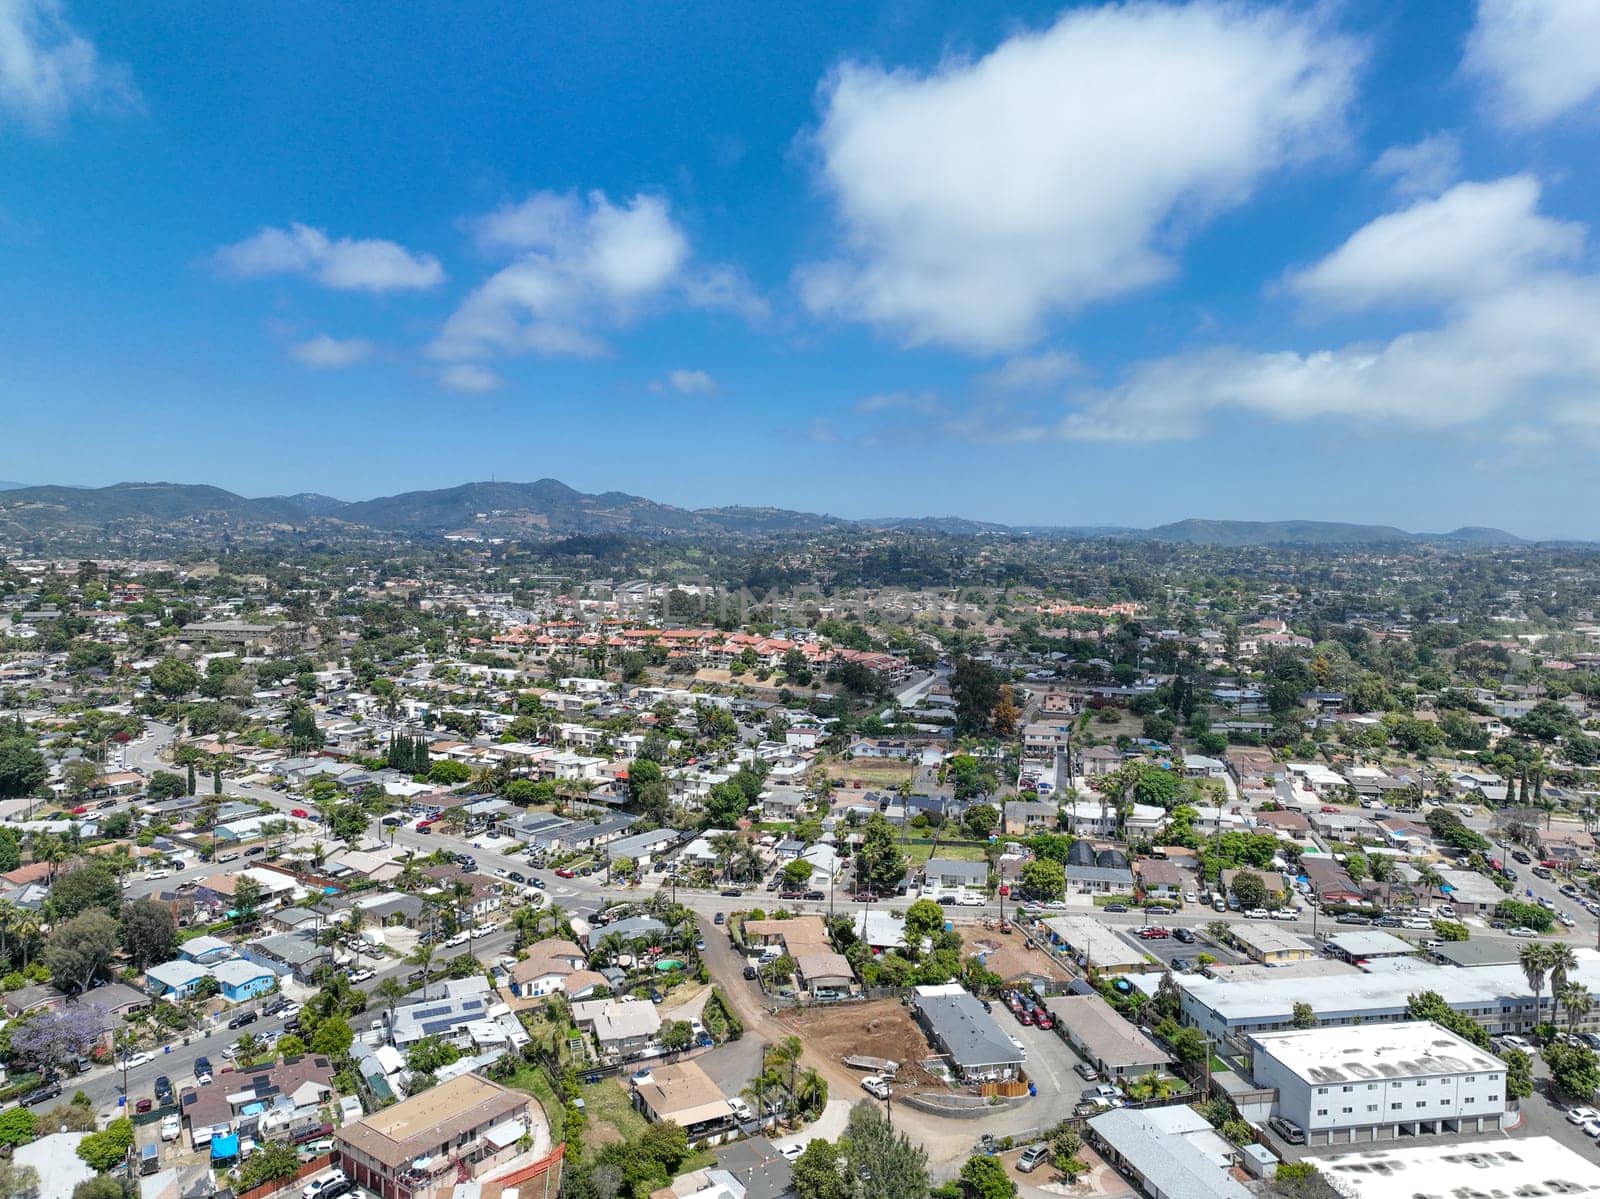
773,1036,804,1121
11,909,41,970
0,900,16,968
796,1067,827,1119
451,880,475,951
410,943,436,1001
1560,982,1593,1032
376,976,405,1024
345,907,368,969
1520,942,1553,1027
1548,943,1578,1017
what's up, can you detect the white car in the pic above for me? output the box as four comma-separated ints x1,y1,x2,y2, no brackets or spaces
145,869,170,880
1184,891,1197,904
958,893,985,907
860,1075,892,1100
302,1173,350,1199
1508,927,1538,938
1271,909,1299,921
1501,1035,1533,1052
160,1113,181,1141
1567,1106,1600,1125
1560,913,1577,927
780,1144,804,1162
348,968,376,984
121,1050,156,1070
1245,908,1270,920
1583,1118,1600,1140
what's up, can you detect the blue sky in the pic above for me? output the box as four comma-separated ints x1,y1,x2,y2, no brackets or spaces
4,2,1600,536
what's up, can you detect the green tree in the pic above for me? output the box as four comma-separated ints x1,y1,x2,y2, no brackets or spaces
1019,857,1065,900
792,1139,846,1199
149,657,199,699
233,875,264,928
951,657,1003,736
237,1141,302,1188
76,1116,134,1171
1504,1047,1534,1100
1229,870,1268,912
0,740,47,800
962,803,999,838
1405,990,1490,1049
48,865,122,921
120,899,177,971
958,1154,1015,1199
1542,1041,1600,1100
1291,1002,1316,1029
854,814,907,895
0,1106,36,1147
841,1100,928,1199
310,1014,354,1056
42,909,119,994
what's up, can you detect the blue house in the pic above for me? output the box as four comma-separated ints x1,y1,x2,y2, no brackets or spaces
178,935,236,967
145,960,210,999
210,958,279,1003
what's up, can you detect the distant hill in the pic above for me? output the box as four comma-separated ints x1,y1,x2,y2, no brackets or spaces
1144,518,1417,547
274,492,350,518
0,478,1552,545
0,481,28,491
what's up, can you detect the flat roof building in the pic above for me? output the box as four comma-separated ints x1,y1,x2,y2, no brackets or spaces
1249,1021,1505,1146
1042,915,1149,974
1310,1137,1600,1198
910,984,1025,1083
1087,1105,1252,1199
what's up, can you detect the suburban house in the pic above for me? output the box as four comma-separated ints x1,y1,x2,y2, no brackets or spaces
924,858,988,893
507,939,590,999
1000,800,1058,836
631,1060,738,1146
1046,993,1174,1079
910,983,1026,1083
571,996,662,1061
336,1073,552,1199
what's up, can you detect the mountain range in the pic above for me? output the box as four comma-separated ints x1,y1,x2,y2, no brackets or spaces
0,478,1535,546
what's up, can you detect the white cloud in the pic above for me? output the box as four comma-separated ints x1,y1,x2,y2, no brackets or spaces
289,334,374,369
215,223,445,293
978,350,1079,390
438,363,502,393
797,2,1361,352
1058,177,1600,444
658,368,717,395
436,190,713,362
1465,0,1600,127
854,390,945,416
0,0,139,133
1285,176,1583,312
1372,133,1462,199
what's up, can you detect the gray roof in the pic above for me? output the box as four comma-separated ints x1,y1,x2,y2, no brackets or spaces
912,985,1024,1071
602,916,668,942
391,993,494,1043
608,828,678,859
926,858,988,884
1089,1106,1253,1199
1064,865,1135,884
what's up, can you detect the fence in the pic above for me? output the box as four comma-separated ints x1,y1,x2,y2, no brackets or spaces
236,1152,336,1199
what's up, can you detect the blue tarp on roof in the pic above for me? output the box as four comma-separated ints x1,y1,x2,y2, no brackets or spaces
211,1133,240,1160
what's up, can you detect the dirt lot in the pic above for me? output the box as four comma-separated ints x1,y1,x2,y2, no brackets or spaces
824,759,917,789
775,998,945,1087
961,927,1072,984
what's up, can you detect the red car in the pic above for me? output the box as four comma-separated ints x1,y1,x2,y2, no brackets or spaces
1013,1006,1034,1026
290,808,309,819
71,805,88,815
555,867,577,879
1033,1011,1054,1031
1321,806,1340,814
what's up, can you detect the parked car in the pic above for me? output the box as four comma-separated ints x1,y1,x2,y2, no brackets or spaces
160,1113,181,1141
1018,1144,1051,1173
303,1173,352,1199
721,888,743,898
227,1009,258,1029
1103,903,1129,913
1509,926,1538,938
860,1075,892,1100
154,1074,174,1105
195,1056,213,1084
1074,1061,1100,1082
20,1082,61,1106
714,912,726,925
1172,927,1195,943
1268,1115,1306,1145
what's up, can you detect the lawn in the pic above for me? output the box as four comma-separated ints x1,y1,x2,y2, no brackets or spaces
501,1063,566,1146
826,759,916,787
580,1079,649,1148
901,839,989,863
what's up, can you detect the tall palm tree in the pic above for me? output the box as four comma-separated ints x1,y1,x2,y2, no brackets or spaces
451,880,475,951
410,943,436,1001
376,976,405,1024
0,900,16,969
12,910,41,970
1520,942,1553,1027
1548,943,1578,1017
774,1036,804,1118
796,1067,827,1119
1560,983,1593,1032
345,907,368,969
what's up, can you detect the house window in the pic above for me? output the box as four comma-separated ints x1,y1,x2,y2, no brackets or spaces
1367,1105,1378,1112
1342,1085,1353,1092
1317,1087,1328,1095
1391,1103,1402,1110
1341,1106,1353,1114
1316,1109,1328,1117
1416,1101,1427,1108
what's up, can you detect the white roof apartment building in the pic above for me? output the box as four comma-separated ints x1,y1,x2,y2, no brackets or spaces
1177,955,1600,1045
1249,1021,1506,1147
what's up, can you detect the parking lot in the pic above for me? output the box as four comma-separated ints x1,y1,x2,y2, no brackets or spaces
1115,924,1245,970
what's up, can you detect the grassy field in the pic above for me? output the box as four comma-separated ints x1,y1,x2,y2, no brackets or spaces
902,839,989,863
581,1079,650,1148
501,1064,566,1145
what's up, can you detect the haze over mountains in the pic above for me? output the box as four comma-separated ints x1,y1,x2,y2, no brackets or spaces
0,479,1534,546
